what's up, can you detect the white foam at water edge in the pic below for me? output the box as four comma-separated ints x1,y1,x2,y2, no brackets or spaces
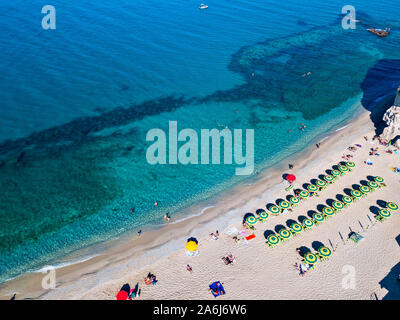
335,124,349,132
32,254,101,273
170,205,216,225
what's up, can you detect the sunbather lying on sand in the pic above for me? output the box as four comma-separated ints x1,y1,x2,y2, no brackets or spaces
221,254,235,265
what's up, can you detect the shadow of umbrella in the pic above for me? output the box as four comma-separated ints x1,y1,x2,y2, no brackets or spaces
274,224,286,233
297,215,308,223
187,237,198,244
286,219,297,227
344,188,353,196
256,209,266,215
326,198,335,207
263,229,275,239
318,174,326,180
377,200,388,208
307,210,317,218
369,205,381,216
332,165,339,171
366,175,376,181
296,246,311,257
325,169,333,175
312,241,325,251
360,179,369,186
352,183,362,190
337,194,345,201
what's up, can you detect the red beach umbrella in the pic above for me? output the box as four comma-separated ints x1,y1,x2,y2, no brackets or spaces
116,290,129,300
286,174,296,183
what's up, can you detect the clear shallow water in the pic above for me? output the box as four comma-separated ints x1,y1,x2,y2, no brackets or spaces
0,1,400,282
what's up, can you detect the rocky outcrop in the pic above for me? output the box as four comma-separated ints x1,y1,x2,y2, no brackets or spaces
381,85,400,148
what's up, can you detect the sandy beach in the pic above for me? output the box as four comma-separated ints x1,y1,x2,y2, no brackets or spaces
1,108,399,300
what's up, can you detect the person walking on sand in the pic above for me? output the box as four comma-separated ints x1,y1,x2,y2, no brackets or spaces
187,264,193,273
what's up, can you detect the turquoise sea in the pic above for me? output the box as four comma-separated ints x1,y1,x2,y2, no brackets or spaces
1,0,400,282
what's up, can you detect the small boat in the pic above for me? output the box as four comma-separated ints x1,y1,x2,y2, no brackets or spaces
367,28,390,37
199,4,208,9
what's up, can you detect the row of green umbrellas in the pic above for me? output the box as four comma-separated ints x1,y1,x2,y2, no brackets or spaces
378,202,399,220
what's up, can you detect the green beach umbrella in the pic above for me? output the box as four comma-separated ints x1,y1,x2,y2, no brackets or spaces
367,181,379,189
258,210,269,220
307,184,318,193
323,206,335,216
315,180,327,188
374,176,384,183
268,205,281,215
313,212,325,222
386,202,399,211
324,175,334,183
331,169,341,177
304,252,318,265
267,234,280,246
338,165,349,173
279,200,291,210
289,196,300,205
290,222,303,233
279,229,291,240
346,161,355,168
298,190,310,199
351,190,362,198
302,218,314,228
318,246,332,258
342,196,353,205
332,201,344,210
359,185,371,194
246,215,257,225
379,209,391,218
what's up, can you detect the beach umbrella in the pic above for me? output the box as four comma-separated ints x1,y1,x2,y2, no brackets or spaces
186,240,198,252
258,210,269,221
279,229,291,240
286,174,296,183
338,165,349,173
359,185,371,194
290,222,303,234
116,290,129,300
323,206,335,216
323,175,334,183
315,180,327,188
378,209,391,219
298,190,310,199
267,234,280,246
313,212,325,223
332,201,344,211
345,161,355,168
289,196,300,205
374,176,384,183
278,200,291,210
386,202,399,211
341,196,353,205
268,205,281,215
318,246,332,259
302,218,314,229
307,184,318,193
351,190,362,199
246,215,257,225
304,252,318,265
331,169,341,177
367,181,379,189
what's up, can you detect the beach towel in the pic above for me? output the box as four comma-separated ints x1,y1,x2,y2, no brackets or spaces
245,234,256,240
209,281,226,298
225,226,238,236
